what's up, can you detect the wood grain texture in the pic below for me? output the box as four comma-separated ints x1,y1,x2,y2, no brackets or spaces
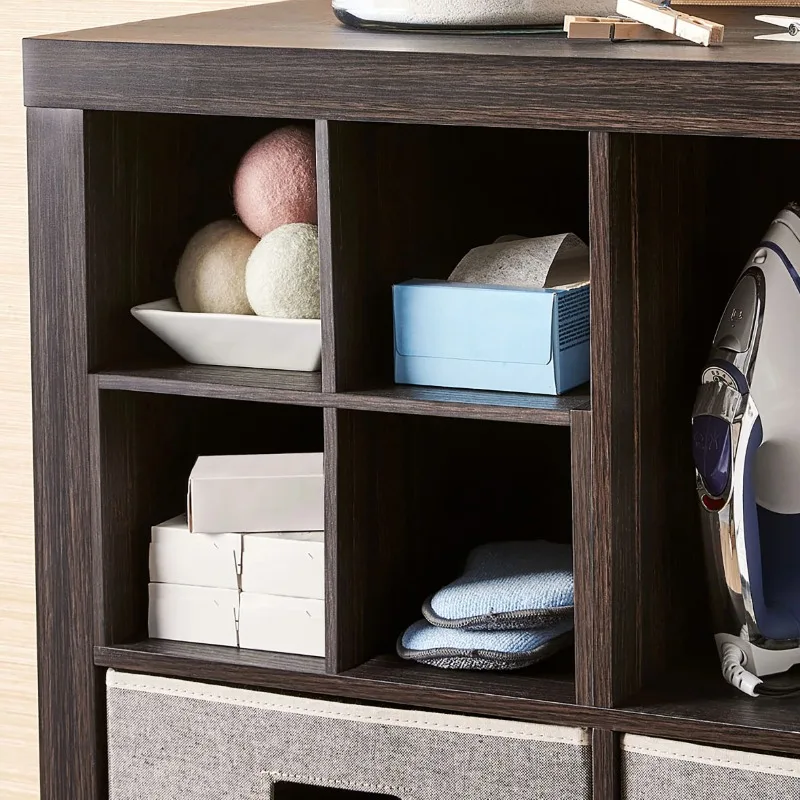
322,407,346,671
96,639,325,674
23,5,800,800
97,365,324,403
338,385,589,425
571,410,594,707
3,9,281,799
96,367,588,423
28,107,99,800
589,131,640,708
629,134,716,682
591,729,620,800
587,132,719,707
316,120,336,394
23,3,800,138
325,409,414,671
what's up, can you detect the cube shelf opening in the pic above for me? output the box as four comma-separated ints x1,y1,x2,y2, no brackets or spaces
84,111,319,376
329,408,576,694
323,121,590,395
622,133,800,696
91,389,324,648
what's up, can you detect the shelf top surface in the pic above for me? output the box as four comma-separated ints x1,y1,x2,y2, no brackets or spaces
23,2,800,137
30,1,800,67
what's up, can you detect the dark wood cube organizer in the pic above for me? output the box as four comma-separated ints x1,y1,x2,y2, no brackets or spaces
23,3,800,799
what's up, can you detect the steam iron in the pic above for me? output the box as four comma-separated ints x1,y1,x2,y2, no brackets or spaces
332,0,615,32
693,204,800,697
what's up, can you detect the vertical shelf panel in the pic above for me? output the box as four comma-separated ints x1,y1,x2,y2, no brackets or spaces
316,121,337,393
28,108,102,800
323,406,345,670
591,728,621,800
630,134,713,683
589,131,640,708
571,409,594,707
589,131,716,707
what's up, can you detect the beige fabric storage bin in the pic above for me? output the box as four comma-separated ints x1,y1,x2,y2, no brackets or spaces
622,734,800,800
106,670,591,799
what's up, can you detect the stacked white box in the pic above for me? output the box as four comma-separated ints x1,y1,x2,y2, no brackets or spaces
241,531,324,598
238,529,325,655
147,454,326,655
149,514,241,589
148,583,239,647
238,593,325,657
187,452,324,533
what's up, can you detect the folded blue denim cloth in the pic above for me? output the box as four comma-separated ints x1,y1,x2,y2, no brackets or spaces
397,618,573,670
423,540,574,631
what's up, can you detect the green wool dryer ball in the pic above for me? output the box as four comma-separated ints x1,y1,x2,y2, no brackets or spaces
245,223,320,319
175,220,258,314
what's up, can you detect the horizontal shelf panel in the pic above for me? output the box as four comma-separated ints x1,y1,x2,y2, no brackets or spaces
95,365,325,404
613,674,800,756
341,654,576,707
95,643,581,724
337,385,590,425
96,639,326,676
95,366,589,423
96,365,589,424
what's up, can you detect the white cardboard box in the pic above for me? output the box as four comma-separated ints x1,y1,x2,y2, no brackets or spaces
238,593,325,656
188,452,324,534
149,515,241,589
241,531,324,599
148,583,239,647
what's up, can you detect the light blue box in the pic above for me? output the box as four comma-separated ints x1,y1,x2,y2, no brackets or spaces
393,279,590,395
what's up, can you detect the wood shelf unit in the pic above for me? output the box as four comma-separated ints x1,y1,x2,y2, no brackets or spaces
25,4,800,800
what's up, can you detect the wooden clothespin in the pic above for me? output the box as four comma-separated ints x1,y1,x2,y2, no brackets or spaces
564,15,678,41
615,0,724,46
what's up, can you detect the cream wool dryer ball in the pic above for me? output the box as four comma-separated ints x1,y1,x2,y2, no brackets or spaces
175,220,258,314
234,125,318,238
246,223,320,319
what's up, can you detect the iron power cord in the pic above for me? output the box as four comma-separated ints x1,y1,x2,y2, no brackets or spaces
720,641,800,697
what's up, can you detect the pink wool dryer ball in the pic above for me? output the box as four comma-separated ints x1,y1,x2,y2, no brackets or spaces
233,125,318,238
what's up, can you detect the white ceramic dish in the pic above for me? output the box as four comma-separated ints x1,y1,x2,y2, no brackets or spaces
131,299,322,372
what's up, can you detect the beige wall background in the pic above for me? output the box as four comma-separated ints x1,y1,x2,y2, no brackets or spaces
0,3,276,798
